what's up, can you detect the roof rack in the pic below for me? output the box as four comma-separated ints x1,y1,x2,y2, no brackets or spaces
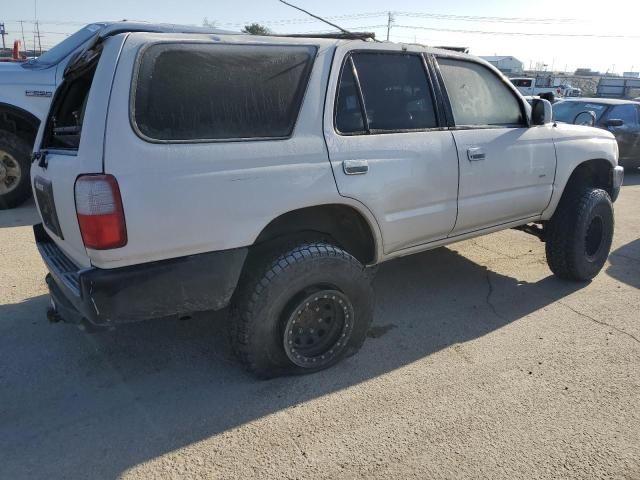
279,32,376,41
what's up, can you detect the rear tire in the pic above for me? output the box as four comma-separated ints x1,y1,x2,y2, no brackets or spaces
231,241,373,378
0,131,32,210
545,188,614,281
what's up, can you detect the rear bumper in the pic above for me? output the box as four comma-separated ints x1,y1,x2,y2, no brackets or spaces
34,224,247,326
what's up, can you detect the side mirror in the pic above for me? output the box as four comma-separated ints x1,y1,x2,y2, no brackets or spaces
605,118,624,128
531,98,553,125
573,111,596,127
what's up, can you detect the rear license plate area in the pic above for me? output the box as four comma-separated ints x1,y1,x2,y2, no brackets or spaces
34,176,64,239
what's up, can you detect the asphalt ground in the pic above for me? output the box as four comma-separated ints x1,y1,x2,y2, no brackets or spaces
1,172,639,479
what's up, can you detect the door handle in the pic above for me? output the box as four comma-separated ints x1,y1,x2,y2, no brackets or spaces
343,160,369,175
467,147,486,162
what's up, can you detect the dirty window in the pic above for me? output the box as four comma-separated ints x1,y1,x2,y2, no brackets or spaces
438,58,524,127
134,43,316,141
351,52,437,131
335,60,366,134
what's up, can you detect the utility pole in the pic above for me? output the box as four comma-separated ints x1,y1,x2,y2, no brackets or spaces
0,23,7,49
386,12,394,41
35,21,42,55
20,21,26,55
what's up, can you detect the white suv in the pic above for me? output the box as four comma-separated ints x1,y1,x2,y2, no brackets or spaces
32,30,624,377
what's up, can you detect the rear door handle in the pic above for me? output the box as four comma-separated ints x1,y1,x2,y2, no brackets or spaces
343,160,369,175
467,147,486,162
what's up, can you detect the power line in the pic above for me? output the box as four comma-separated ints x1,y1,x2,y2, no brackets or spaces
392,24,640,39
395,11,576,24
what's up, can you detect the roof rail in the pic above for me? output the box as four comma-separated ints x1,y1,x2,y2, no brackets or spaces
278,32,376,41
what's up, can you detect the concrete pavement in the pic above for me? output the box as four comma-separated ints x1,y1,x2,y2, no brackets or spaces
1,173,639,479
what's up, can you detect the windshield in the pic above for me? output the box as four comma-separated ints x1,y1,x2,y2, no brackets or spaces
553,101,609,123
23,23,105,67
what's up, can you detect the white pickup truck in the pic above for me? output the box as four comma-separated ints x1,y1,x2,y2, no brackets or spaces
0,22,229,209
31,29,623,378
510,77,581,100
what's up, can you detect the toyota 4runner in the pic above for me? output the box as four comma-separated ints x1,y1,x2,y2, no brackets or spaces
32,31,624,377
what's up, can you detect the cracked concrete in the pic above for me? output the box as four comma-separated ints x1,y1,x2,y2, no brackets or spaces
556,300,640,345
1,172,639,480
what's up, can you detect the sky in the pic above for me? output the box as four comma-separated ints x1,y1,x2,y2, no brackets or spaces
2,0,639,73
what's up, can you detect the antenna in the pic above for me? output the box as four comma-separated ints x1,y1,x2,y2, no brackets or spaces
278,0,378,41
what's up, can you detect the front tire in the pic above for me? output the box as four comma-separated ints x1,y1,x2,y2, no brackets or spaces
0,131,32,210
545,188,614,281
231,242,373,378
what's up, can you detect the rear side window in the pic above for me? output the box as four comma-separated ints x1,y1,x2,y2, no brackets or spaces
133,43,316,141
438,58,524,127
351,53,437,132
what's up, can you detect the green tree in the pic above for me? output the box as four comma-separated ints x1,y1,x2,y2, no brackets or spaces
242,23,272,35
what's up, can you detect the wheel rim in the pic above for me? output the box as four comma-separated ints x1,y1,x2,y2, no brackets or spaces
282,289,355,369
585,216,604,258
0,150,22,195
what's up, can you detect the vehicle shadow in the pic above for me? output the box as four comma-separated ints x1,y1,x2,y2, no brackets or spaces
0,247,586,479
607,238,640,289
0,197,39,228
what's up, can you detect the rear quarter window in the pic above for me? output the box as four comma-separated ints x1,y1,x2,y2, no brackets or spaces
132,43,317,142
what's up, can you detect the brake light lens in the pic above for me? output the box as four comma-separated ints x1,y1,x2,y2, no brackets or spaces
75,175,127,250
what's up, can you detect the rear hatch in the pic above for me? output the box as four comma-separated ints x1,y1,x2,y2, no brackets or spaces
31,36,123,268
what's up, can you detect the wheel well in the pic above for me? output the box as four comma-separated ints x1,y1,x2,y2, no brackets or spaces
0,104,40,147
254,205,377,265
564,159,613,197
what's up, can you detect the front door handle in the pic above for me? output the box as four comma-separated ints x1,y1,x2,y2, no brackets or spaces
467,147,486,162
343,160,369,175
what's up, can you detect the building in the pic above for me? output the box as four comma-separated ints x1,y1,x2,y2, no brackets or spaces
623,72,640,79
480,56,524,74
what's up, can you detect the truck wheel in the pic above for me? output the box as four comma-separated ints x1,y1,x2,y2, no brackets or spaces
545,188,614,281
231,241,373,378
0,131,32,210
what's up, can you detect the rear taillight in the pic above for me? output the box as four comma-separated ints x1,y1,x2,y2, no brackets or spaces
75,175,127,250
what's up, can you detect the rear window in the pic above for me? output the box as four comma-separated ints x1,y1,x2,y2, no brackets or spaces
133,43,316,142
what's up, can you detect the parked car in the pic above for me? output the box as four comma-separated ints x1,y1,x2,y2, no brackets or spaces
553,98,640,169
0,21,230,209
32,31,623,378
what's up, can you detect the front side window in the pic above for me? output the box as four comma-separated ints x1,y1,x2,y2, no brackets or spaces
335,52,438,133
133,43,316,141
438,58,524,127
604,105,638,125
553,101,608,123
